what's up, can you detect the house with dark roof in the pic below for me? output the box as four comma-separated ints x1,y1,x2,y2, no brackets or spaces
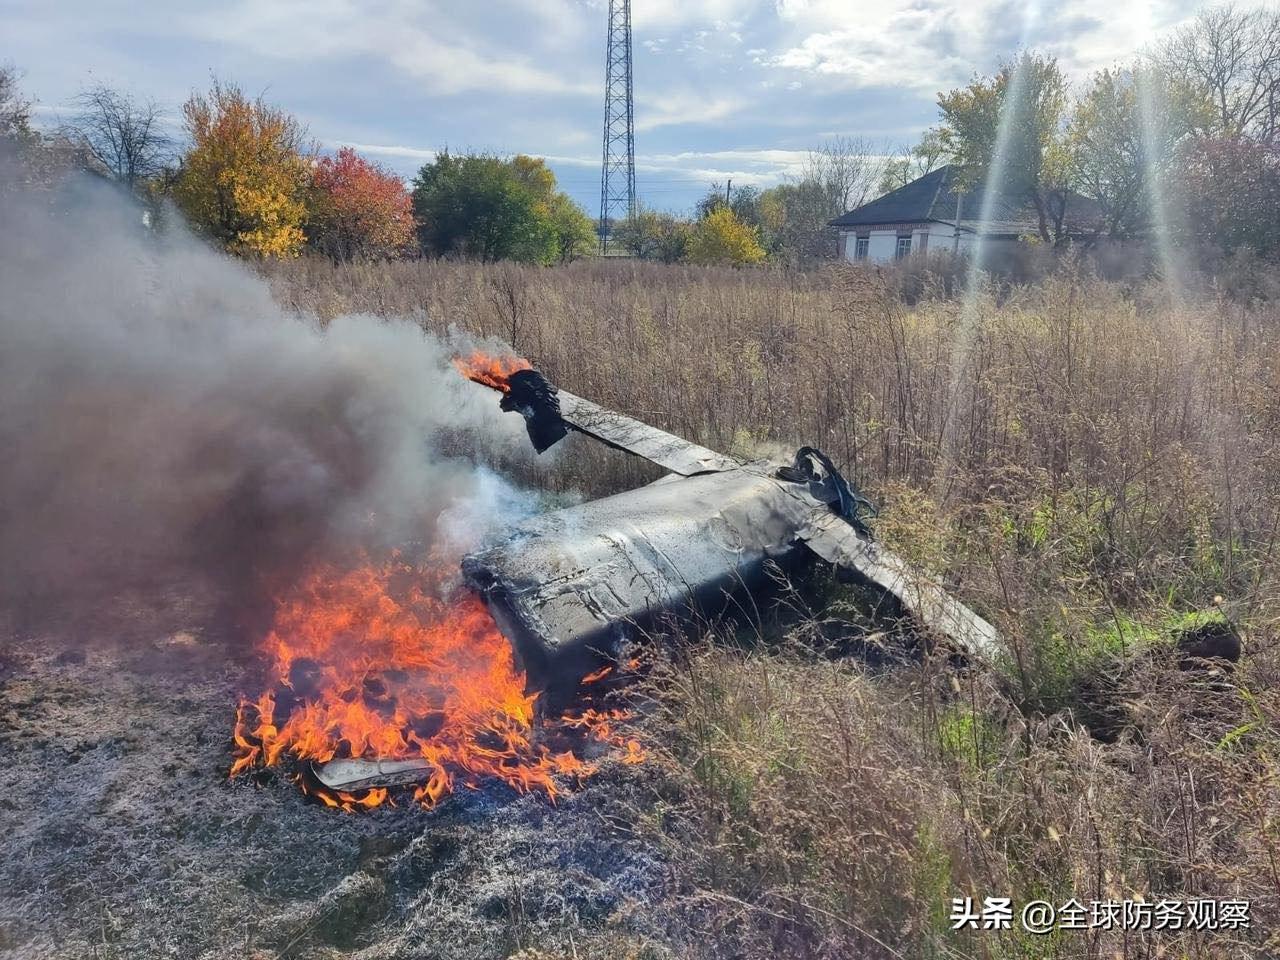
829,164,1104,264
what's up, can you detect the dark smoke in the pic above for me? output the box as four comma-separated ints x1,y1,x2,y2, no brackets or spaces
0,166,536,627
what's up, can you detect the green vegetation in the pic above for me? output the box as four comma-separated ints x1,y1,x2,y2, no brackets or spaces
938,52,1075,243
937,704,998,770
685,205,766,266
10,3,1280,271
613,207,691,262
411,151,593,265
878,128,946,194
173,80,312,257
0,61,34,143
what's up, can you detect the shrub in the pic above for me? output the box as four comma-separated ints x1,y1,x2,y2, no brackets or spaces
174,81,310,258
686,207,766,266
307,147,414,261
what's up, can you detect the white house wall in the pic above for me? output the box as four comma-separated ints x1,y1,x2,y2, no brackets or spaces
925,223,966,253
915,223,972,256
840,223,976,263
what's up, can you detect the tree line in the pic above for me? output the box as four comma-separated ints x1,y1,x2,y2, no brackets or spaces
0,73,596,264
617,5,1280,268
928,4,1280,259
611,138,889,267
3,3,1278,269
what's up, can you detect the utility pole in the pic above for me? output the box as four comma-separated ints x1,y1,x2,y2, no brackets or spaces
599,0,635,254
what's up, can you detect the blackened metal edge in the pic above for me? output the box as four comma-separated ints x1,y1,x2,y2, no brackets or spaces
501,369,568,453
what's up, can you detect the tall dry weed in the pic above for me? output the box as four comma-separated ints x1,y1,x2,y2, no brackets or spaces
260,255,1280,958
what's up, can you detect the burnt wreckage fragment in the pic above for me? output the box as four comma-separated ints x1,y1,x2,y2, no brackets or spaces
463,367,1000,695
315,364,1001,794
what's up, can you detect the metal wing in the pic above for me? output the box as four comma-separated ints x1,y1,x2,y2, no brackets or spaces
554,388,738,476
796,510,1001,660
462,361,737,476
462,359,1001,658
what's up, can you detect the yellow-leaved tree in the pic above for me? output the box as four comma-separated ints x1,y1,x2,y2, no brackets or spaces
174,82,310,257
686,206,766,266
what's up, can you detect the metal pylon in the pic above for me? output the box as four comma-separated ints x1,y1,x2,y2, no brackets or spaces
599,0,635,252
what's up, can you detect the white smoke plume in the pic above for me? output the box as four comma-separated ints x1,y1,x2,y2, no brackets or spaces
0,165,538,623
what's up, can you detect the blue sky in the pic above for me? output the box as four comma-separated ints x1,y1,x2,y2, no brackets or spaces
1,0,1250,214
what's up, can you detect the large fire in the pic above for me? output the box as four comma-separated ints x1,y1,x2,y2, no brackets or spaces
452,351,531,393
231,554,640,810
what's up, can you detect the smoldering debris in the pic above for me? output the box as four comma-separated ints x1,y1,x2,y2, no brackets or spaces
0,626,672,959
0,167,536,626
0,168,678,958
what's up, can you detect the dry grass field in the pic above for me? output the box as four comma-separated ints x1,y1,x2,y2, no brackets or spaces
255,255,1280,959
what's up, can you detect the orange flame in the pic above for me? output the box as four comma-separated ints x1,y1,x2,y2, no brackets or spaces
230,555,639,810
452,351,531,393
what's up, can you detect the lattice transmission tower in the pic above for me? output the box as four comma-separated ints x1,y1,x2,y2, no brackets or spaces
599,0,635,253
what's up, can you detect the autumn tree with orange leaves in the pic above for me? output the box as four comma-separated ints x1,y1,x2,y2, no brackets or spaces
174,81,310,258
307,147,414,261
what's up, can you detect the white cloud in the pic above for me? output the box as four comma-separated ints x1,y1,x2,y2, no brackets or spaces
758,0,1278,94
333,141,437,162
645,148,808,168
496,146,812,191
636,147,816,188
181,0,596,97
765,2,990,92
631,0,756,30
636,92,748,131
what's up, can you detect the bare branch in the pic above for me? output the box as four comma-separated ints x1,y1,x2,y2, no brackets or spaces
1154,4,1280,142
63,83,172,188
800,135,888,216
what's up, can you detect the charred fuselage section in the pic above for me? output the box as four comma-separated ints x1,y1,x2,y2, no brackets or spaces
464,465,822,697
314,360,1001,794
461,364,1001,695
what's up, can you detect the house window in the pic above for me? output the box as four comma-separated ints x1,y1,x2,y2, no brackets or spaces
895,235,912,259
854,236,869,260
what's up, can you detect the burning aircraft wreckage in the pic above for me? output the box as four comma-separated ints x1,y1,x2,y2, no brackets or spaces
232,352,998,808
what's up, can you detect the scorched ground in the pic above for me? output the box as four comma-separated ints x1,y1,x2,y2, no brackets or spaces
0,579,671,959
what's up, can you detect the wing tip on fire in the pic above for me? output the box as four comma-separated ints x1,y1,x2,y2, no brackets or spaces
458,355,738,476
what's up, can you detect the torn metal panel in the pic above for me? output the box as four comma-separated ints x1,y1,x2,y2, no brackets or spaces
463,466,815,692
314,757,436,792
469,364,736,475
464,454,1002,689
556,389,739,476
501,369,568,452
797,510,1001,660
